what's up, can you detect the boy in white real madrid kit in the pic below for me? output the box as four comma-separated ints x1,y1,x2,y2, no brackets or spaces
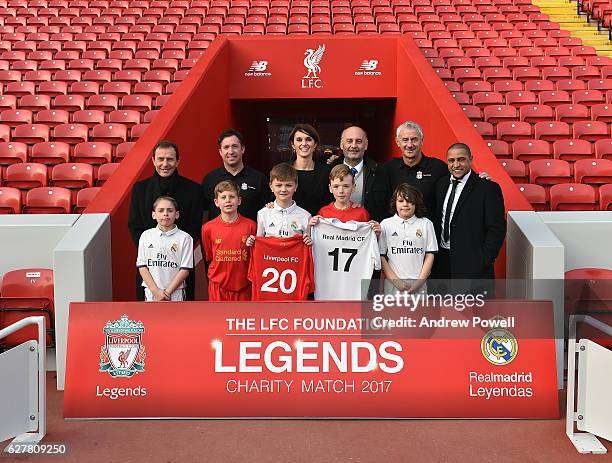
247,163,312,246
379,184,437,295
136,196,193,301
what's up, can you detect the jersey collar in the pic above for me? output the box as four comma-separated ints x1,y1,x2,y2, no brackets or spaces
392,214,418,225
273,200,298,213
156,225,179,236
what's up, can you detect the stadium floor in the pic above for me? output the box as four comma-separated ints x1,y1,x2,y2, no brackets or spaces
2,373,609,462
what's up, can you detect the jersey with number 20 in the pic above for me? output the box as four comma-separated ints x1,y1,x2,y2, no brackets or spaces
249,235,314,301
311,218,381,300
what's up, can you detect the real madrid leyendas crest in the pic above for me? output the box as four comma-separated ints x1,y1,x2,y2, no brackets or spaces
99,315,146,377
481,327,518,366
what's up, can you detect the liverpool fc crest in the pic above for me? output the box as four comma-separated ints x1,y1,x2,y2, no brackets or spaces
99,315,146,377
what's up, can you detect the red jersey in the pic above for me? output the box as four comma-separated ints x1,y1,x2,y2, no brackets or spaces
318,202,370,222
248,235,315,301
202,215,256,293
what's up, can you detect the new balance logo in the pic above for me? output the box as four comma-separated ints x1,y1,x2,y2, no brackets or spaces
392,232,398,236
358,60,378,71
248,60,268,72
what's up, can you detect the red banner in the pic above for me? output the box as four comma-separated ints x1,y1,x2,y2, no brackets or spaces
64,301,558,418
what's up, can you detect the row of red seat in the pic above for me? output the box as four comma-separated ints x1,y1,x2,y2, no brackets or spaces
0,140,133,161
488,138,612,160
472,120,612,141
0,185,100,213
0,122,148,144
501,157,612,184
0,93,166,111
516,183,612,210
0,109,158,127
0,162,117,188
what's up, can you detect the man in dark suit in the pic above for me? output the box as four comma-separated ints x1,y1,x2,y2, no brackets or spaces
333,126,387,221
433,143,506,295
128,140,203,301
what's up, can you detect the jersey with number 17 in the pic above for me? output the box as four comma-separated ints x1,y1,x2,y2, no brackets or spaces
248,235,315,301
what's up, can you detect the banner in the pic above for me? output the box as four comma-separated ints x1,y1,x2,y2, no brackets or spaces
64,301,558,418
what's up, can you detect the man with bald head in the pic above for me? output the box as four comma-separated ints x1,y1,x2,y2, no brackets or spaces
335,126,386,221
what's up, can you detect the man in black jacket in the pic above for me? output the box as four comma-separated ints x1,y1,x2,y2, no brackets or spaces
433,143,506,295
334,126,386,221
128,140,203,301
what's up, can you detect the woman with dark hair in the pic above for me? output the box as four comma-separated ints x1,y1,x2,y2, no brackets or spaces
287,123,333,216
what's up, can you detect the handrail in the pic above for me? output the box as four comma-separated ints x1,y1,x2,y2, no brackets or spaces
0,316,46,444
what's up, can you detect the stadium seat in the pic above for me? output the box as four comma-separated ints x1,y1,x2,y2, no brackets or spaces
573,89,605,105
512,139,551,161
0,141,28,167
590,104,612,122
505,90,538,107
472,91,504,107
90,123,128,144
550,183,597,210
74,186,101,213
30,141,70,166
528,159,572,185
108,110,141,127
72,109,106,128
34,109,70,127
130,123,149,140
539,90,571,107
53,123,89,143
0,186,22,213
599,183,612,210
574,158,612,185
555,104,589,124
13,123,50,143
516,183,547,210
483,104,517,123
23,186,71,213
51,162,94,189
73,141,113,165
572,121,609,141
472,121,494,139
520,104,554,122
96,162,119,185
534,121,571,141
496,121,532,141
0,268,54,346
121,94,153,111
553,139,593,161
53,94,85,111
486,140,510,158
114,141,135,160
87,94,119,111
0,109,33,128
499,159,527,182
595,139,612,160
5,162,47,189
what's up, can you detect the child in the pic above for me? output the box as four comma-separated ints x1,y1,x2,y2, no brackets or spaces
247,163,312,246
136,196,193,301
378,184,438,295
310,164,381,235
202,180,256,301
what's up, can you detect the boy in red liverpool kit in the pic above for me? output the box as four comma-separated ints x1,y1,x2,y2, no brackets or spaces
202,180,256,301
310,164,381,234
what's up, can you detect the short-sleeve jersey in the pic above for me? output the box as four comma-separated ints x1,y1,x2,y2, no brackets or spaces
256,201,311,238
202,215,256,293
317,202,370,222
378,214,438,280
248,235,315,301
311,218,381,300
136,225,193,290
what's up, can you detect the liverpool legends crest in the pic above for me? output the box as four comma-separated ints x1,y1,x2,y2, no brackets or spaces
99,315,146,377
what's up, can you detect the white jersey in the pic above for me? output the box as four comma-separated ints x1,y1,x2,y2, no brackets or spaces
379,214,437,294
311,217,381,300
256,200,311,238
136,225,193,301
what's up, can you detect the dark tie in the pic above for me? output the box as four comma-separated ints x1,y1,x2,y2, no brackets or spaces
350,167,358,177
443,179,460,243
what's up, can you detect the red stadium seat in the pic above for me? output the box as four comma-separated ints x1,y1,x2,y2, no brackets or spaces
574,158,612,185
5,162,47,189
91,123,128,144
600,183,612,210
483,104,517,124
499,158,527,182
573,121,609,141
0,95,18,111
0,186,22,213
555,104,589,124
130,123,149,140
74,186,101,213
556,79,586,93
573,89,605,105
34,109,70,127
472,121,494,139
505,90,538,107
0,109,33,128
52,94,85,111
472,91,504,107
121,94,153,111
529,159,571,185
553,139,592,161
517,183,547,210
590,104,612,122
13,123,50,143
486,140,510,158
96,162,119,185
23,186,71,214
51,162,94,189
30,141,70,166
70,81,101,96
53,123,89,143
539,90,572,107
87,94,119,112
496,121,532,141
72,109,105,128
108,109,141,127
73,141,113,165
519,104,554,122
19,94,52,111
0,141,27,167
512,139,551,161
114,141,135,160
550,183,597,210
595,139,612,160
535,121,571,141
0,268,54,346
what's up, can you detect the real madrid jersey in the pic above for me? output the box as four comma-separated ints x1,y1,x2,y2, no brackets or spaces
136,225,194,290
311,218,381,300
378,214,438,280
256,201,311,238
